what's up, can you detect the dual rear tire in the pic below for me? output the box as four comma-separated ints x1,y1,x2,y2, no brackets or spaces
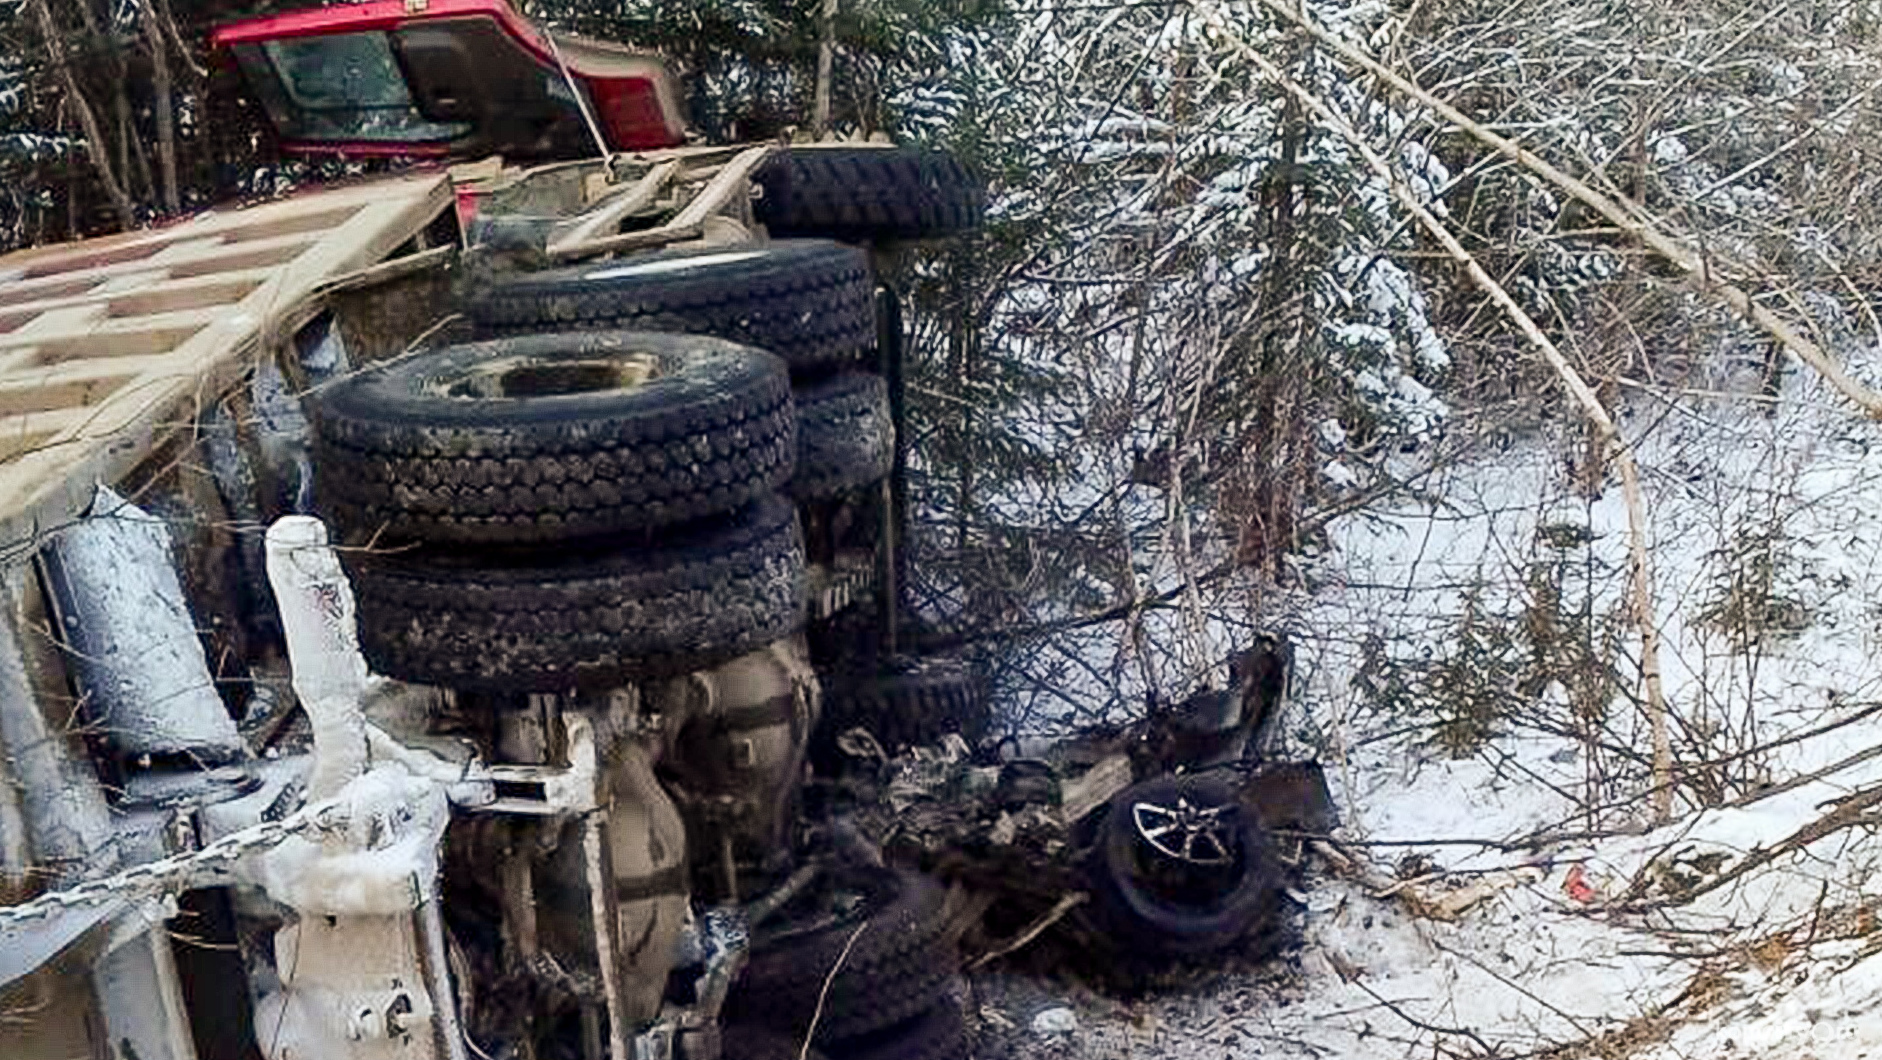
311,327,815,690
312,237,906,690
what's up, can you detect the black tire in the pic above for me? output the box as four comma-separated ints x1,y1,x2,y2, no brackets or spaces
313,332,794,546
814,656,987,770
722,1024,829,1060
793,372,893,501
755,148,986,240
727,866,956,1044
468,241,876,373
1087,774,1279,958
346,496,806,691
829,998,970,1060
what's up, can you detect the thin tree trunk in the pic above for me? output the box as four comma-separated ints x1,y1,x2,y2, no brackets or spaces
76,0,150,204
151,0,206,79
1246,49,1307,578
144,12,181,215
813,0,838,137
117,87,155,204
30,0,135,230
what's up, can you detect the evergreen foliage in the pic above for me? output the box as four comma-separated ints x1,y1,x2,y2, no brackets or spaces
8,0,1882,741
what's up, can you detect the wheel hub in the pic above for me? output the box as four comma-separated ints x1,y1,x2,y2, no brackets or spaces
1131,795,1237,866
433,353,661,399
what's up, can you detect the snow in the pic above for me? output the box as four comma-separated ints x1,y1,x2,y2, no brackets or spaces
976,351,1882,1058
882,0,1882,1051
1317,417,1348,450
242,763,450,916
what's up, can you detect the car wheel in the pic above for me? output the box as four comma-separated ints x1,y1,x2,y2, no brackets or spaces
1087,773,1279,958
721,1023,829,1060
827,995,970,1060
793,371,893,501
726,865,957,1044
813,656,987,771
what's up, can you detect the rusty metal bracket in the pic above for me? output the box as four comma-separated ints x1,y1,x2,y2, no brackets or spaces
476,713,602,816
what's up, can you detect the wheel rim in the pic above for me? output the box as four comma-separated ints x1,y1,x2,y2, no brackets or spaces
1131,795,1236,866
428,352,662,399
584,248,768,281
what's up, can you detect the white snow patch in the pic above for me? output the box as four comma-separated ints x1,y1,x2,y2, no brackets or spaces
980,375,1882,1060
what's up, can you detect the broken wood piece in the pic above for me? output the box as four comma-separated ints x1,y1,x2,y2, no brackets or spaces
1308,839,1453,921
550,159,681,251
1425,867,1545,919
1059,753,1133,825
966,892,1088,969
939,884,998,950
1307,840,1538,921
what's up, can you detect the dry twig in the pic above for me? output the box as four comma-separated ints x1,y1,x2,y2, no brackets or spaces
799,918,871,1060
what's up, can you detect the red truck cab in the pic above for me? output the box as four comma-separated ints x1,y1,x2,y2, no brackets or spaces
212,0,688,159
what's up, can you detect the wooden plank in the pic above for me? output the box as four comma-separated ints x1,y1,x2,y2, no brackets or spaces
0,172,453,554
671,145,774,229
89,271,174,295
0,226,157,280
0,307,221,362
0,235,315,311
0,408,92,462
215,203,365,245
0,355,177,418
96,274,269,319
0,270,273,331
7,304,105,341
550,159,681,250
1059,754,1134,825
0,175,438,279
0,275,102,313
146,238,228,264
162,237,319,279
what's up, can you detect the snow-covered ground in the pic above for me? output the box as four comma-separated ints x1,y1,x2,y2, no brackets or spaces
970,349,1882,1058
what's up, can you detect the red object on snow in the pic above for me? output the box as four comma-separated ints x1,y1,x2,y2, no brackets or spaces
212,0,686,160
1562,863,1598,904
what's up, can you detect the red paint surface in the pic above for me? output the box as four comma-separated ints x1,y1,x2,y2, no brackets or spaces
213,0,685,155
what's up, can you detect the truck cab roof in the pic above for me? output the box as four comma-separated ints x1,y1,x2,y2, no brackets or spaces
212,0,687,160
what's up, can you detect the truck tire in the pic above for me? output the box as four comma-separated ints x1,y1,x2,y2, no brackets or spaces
813,656,987,771
1086,774,1278,958
312,331,794,546
793,372,893,501
726,866,956,1044
346,496,806,691
722,1024,828,1060
468,241,876,373
830,998,970,1060
755,148,985,240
